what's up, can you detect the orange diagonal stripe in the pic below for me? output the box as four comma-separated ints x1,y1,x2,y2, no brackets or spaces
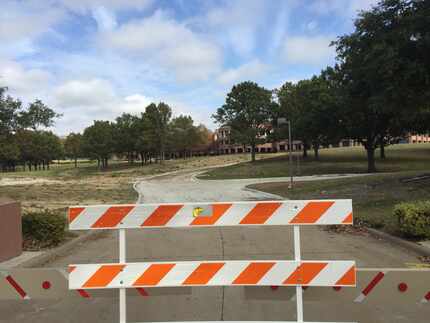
69,207,85,223
191,204,232,225
283,262,327,285
183,263,225,285
83,265,125,288
133,264,175,286
240,203,282,224
335,266,356,286
142,205,183,226
232,262,275,284
290,201,334,224
91,206,134,228
342,212,353,224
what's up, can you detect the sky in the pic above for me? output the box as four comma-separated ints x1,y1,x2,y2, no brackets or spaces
0,0,378,135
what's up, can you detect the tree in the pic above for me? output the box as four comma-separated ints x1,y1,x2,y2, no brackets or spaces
332,0,430,172
213,81,273,162
143,103,172,163
37,131,63,170
169,115,201,158
64,133,83,167
113,113,139,163
82,121,114,168
276,73,343,160
18,99,61,130
0,88,22,136
0,135,20,172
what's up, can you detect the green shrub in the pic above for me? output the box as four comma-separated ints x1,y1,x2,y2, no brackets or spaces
22,209,66,250
393,201,430,239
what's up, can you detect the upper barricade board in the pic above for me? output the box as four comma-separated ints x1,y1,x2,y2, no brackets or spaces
68,200,353,230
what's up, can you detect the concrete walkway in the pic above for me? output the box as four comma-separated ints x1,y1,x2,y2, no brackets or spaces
0,169,427,323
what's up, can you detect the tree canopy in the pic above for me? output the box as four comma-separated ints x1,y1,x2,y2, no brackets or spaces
213,81,273,161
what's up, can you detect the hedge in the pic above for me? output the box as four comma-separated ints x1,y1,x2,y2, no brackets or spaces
393,200,430,239
22,209,66,250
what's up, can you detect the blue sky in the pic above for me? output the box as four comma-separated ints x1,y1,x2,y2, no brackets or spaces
0,0,377,135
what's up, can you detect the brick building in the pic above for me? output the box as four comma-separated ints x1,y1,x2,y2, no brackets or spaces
213,126,362,154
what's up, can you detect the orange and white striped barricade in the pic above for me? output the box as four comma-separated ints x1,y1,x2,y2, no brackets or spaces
68,200,353,230
67,199,356,323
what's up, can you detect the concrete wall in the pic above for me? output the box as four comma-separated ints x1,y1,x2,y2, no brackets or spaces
0,197,22,262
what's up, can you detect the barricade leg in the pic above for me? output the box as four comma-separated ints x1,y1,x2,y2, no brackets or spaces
119,229,126,323
294,225,303,323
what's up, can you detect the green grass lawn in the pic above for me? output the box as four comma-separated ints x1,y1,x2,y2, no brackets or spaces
199,143,430,179
248,171,430,239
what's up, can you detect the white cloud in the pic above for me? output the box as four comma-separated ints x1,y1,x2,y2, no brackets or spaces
53,79,116,110
119,94,153,113
0,59,52,97
306,21,318,31
0,3,64,43
92,6,117,31
59,0,153,13
217,60,268,86
281,35,335,65
310,0,378,18
102,10,222,82
204,0,270,57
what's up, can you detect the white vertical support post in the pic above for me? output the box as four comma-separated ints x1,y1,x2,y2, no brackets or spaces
294,225,303,323
119,229,126,323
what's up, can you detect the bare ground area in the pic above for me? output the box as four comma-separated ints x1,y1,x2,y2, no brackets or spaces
0,153,284,211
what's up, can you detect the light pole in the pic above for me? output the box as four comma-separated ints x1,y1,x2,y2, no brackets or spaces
277,118,293,189
288,120,293,189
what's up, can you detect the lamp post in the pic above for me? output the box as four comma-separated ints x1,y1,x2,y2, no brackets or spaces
277,118,293,189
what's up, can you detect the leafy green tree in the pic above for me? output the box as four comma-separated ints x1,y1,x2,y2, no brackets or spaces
113,113,140,163
64,133,83,167
37,131,63,170
332,0,430,172
82,121,114,168
143,102,172,163
0,88,22,135
18,99,61,130
0,135,20,171
277,73,343,160
169,115,201,158
213,81,273,162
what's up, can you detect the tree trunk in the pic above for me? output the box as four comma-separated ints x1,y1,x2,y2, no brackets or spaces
140,152,144,166
366,147,376,173
74,157,78,168
302,143,308,158
379,137,386,159
314,146,319,161
251,143,256,162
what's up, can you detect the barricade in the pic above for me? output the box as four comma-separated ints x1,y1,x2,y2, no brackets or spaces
67,200,356,323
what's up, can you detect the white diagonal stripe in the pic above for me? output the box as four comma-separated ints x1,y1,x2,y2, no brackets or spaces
316,200,352,225
70,206,110,230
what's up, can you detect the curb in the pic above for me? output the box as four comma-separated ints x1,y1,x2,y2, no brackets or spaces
367,227,430,257
18,230,107,268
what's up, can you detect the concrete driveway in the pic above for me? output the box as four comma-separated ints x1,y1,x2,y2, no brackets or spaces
1,169,428,323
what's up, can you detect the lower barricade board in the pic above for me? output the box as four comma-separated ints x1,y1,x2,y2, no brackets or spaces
2,268,429,304
68,260,356,289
